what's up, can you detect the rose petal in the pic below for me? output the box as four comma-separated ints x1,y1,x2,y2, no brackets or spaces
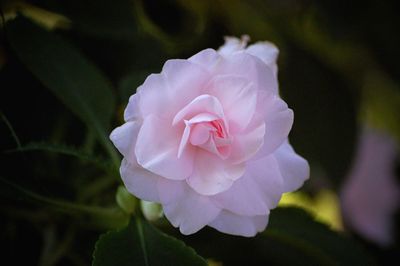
120,159,160,202
186,150,245,196
253,93,294,158
216,52,278,94
213,155,283,216
209,210,269,237
274,141,310,192
205,75,257,130
173,94,225,125
228,116,265,164
246,41,279,77
158,179,221,235
218,36,249,56
135,115,195,180
124,93,142,122
188,48,220,71
138,60,210,119
109,121,141,162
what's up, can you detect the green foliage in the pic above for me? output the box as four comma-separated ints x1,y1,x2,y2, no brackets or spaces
6,16,119,167
0,177,128,229
92,218,207,266
179,207,374,266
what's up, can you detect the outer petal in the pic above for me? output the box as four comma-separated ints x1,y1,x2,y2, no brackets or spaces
120,159,160,202
158,179,221,235
138,60,210,119
135,115,195,180
246,41,279,77
205,75,257,130
218,36,249,56
187,150,245,196
216,52,278,94
273,141,309,192
124,93,142,122
110,120,141,163
213,155,284,216
253,92,294,159
188,48,220,72
209,210,269,237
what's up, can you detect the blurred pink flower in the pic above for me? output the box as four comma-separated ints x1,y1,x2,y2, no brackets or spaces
110,36,309,236
341,127,400,246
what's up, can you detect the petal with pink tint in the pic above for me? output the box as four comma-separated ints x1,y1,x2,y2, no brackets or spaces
135,115,195,180
216,52,278,94
124,93,142,122
254,93,293,158
218,36,249,56
188,48,220,71
206,75,257,130
120,158,160,202
228,116,265,164
173,94,225,125
246,41,279,77
187,150,245,196
273,141,310,192
209,210,269,237
109,120,141,163
213,155,283,216
158,179,221,235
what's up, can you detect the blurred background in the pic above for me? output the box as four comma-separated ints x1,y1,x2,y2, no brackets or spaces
1,0,399,265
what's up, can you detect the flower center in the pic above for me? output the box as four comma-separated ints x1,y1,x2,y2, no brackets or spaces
173,94,233,159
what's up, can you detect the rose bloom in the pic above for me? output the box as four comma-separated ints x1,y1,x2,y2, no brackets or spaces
110,36,309,236
341,127,400,246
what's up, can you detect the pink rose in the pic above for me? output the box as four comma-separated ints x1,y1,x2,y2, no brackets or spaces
110,36,309,236
341,127,400,246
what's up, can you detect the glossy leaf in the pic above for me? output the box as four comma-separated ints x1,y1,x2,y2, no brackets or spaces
92,217,207,266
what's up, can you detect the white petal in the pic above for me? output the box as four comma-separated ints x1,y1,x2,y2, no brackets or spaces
187,150,245,196
135,115,195,180
120,159,160,202
246,41,279,77
158,180,221,235
213,155,284,216
273,141,309,192
216,52,278,94
208,210,269,237
109,121,141,162
253,93,293,158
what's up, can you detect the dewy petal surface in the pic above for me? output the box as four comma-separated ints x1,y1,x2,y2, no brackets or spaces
135,115,195,180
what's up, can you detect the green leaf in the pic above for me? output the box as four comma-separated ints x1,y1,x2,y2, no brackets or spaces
6,16,119,167
178,207,375,266
5,141,112,171
0,177,128,229
92,217,207,266
266,207,376,266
